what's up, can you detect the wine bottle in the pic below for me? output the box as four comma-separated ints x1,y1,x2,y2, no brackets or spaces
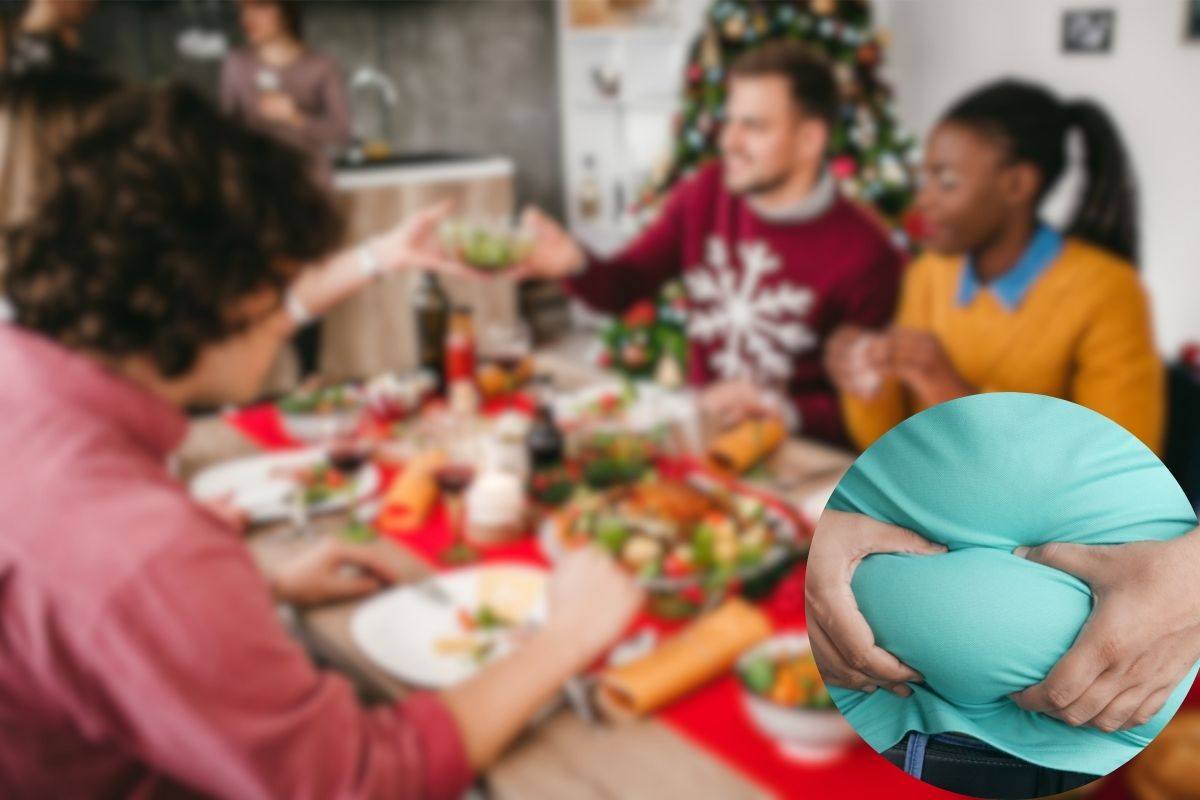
413,272,450,394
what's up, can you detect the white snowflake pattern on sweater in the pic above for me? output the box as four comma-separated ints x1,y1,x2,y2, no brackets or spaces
684,236,816,383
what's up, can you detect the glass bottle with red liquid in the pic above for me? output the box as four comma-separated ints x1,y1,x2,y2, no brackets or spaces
445,306,481,416
444,306,476,384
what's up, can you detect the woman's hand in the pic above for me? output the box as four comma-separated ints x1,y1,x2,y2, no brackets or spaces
805,510,947,695
269,538,401,608
543,546,645,665
887,328,974,406
824,326,889,400
368,200,476,277
506,206,587,281
441,547,644,771
1010,532,1200,731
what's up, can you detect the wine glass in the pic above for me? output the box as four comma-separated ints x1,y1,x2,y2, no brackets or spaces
436,435,483,564
477,320,533,397
327,435,376,540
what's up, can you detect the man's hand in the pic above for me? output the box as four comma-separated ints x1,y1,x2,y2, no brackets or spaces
805,510,947,695
269,538,401,608
700,378,789,430
507,206,587,281
887,328,974,406
544,546,645,665
1011,533,1200,731
824,325,888,400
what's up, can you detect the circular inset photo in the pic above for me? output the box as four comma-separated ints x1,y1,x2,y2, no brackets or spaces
804,392,1200,799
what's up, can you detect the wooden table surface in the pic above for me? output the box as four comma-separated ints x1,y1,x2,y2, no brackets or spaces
178,345,855,800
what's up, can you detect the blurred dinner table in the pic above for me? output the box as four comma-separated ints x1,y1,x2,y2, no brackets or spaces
175,333,925,800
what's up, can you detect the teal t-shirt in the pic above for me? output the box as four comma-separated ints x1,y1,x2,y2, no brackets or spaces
826,393,1199,776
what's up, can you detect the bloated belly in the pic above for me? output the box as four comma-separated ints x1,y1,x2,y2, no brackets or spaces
850,548,1094,706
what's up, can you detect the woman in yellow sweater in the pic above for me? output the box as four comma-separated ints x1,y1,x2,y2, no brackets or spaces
826,80,1162,453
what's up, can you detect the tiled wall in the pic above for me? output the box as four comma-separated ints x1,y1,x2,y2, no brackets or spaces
77,0,564,215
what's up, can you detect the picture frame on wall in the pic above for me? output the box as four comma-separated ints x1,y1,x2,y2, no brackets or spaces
1062,8,1116,53
1186,0,1200,41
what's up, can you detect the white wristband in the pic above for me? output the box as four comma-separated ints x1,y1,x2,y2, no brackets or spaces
356,240,383,279
284,288,314,327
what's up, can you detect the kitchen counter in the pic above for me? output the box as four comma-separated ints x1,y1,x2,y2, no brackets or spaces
332,154,514,191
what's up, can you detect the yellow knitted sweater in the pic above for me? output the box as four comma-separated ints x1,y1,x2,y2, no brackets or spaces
842,239,1164,454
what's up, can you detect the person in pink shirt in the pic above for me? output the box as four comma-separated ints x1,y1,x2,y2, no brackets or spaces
0,83,643,799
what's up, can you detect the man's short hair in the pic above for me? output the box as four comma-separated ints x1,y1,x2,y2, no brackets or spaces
729,40,840,132
3,83,343,378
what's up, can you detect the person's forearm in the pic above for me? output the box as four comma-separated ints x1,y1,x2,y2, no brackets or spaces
285,243,379,331
438,624,592,770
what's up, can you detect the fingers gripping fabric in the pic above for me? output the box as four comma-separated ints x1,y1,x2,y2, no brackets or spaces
827,393,1199,775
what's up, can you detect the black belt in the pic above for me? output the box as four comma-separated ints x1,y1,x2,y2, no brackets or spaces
881,732,1101,799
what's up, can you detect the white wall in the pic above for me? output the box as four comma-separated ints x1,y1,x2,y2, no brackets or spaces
879,0,1200,356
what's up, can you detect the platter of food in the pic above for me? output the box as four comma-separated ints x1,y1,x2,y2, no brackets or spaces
350,564,548,687
538,474,799,594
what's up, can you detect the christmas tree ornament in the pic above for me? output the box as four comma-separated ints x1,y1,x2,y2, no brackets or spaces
831,154,858,179
654,355,685,389
723,11,747,39
752,9,769,36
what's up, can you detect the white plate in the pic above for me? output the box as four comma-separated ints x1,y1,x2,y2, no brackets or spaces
189,448,380,524
350,565,548,688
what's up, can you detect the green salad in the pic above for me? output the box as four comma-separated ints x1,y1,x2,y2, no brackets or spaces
440,220,533,271
277,384,359,415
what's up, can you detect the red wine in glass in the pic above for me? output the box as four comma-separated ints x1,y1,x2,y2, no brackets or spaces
434,464,476,495
435,464,477,563
487,354,524,373
329,442,372,474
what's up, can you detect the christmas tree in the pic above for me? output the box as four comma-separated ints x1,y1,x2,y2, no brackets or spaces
646,0,918,244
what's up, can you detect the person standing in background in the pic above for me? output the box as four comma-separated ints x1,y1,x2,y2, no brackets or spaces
0,0,114,322
221,0,353,378
1,0,113,234
826,80,1162,454
2,0,94,70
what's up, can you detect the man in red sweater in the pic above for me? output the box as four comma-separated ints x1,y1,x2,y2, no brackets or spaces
515,41,902,445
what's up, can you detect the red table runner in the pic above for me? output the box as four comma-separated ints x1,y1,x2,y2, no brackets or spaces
225,405,1196,799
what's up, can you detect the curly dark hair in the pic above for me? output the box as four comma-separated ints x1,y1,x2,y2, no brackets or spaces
3,82,344,377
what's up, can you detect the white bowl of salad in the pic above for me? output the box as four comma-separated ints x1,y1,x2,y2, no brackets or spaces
736,633,857,762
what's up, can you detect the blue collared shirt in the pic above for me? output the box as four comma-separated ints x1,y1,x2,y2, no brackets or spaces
956,225,1065,311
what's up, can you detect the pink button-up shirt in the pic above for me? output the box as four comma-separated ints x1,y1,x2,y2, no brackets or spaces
0,325,472,799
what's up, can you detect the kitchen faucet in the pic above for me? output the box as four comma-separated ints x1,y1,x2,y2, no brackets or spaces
349,65,399,147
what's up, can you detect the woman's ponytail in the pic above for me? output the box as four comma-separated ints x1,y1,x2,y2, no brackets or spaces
1064,99,1139,265
942,80,1140,267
